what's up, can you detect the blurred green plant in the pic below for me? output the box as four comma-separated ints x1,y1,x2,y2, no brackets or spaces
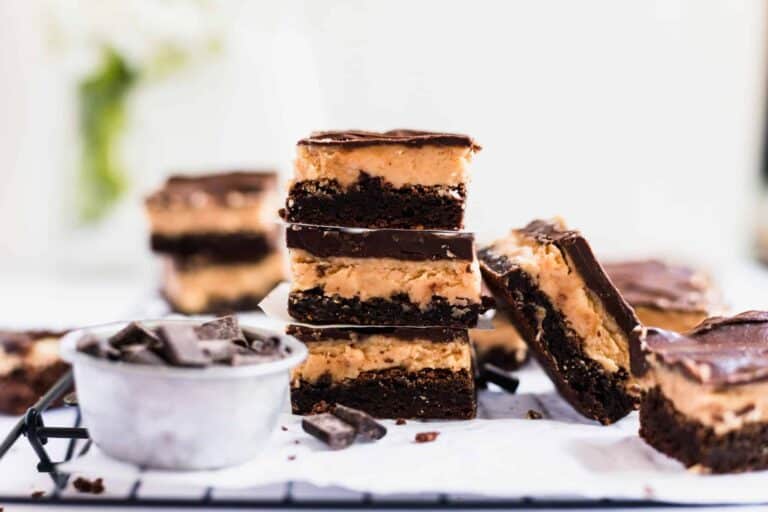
77,49,137,223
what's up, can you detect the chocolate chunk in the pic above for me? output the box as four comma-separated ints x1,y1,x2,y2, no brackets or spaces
245,330,281,354
331,404,387,440
156,325,210,367
120,345,166,366
194,316,244,343
76,335,102,357
302,413,356,449
395,418,407,425
414,432,439,443
108,322,159,348
72,476,105,494
198,340,237,362
481,363,520,394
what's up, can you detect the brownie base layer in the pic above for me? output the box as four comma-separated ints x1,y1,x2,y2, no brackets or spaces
640,387,768,473
288,288,483,327
292,368,476,419
482,266,635,424
150,232,276,262
163,292,268,315
0,362,70,415
282,174,466,230
476,346,529,371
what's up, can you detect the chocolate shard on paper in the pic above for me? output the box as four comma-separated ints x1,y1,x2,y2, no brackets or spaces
331,404,387,440
301,413,356,449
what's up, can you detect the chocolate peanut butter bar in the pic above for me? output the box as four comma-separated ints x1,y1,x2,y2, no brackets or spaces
638,311,768,473
282,130,481,230
0,330,69,415
289,325,476,419
479,219,642,424
287,224,484,327
470,309,529,371
603,259,721,333
145,171,285,314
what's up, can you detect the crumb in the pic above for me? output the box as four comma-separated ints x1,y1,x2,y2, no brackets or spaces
526,409,543,420
72,477,105,495
293,439,300,444
643,484,655,498
288,455,296,461
414,431,439,443
281,426,288,431
30,490,44,499
395,418,407,425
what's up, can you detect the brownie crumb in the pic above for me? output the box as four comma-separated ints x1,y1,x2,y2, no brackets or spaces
288,455,296,461
414,431,439,443
526,409,543,420
395,418,407,425
30,490,45,499
281,426,288,431
72,477,105,495
293,439,300,445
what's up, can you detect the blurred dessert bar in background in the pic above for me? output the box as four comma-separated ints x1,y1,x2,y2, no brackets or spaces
281,130,481,230
638,311,768,473
289,325,476,419
0,330,69,414
470,309,528,371
145,171,285,314
286,224,485,327
603,259,721,333
479,219,641,425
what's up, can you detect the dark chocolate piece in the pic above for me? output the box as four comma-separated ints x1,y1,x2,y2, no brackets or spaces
150,232,277,262
301,413,356,449
331,404,387,440
194,315,244,343
603,259,714,313
414,432,439,443
72,477,105,494
287,325,469,344
109,322,159,348
481,363,520,394
76,335,102,357
286,224,474,261
198,340,238,362
120,345,166,366
292,368,476,419
283,175,466,230
288,289,484,328
639,311,768,384
298,129,480,151
156,325,211,367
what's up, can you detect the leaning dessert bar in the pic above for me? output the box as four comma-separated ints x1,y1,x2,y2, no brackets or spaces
289,325,476,419
282,130,481,230
479,219,642,424
286,224,485,327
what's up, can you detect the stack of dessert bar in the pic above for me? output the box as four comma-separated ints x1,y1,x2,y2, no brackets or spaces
283,130,484,419
145,171,285,314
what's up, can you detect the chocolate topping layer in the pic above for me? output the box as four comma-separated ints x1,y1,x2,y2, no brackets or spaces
286,224,474,261
287,325,469,344
643,311,768,385
298,130,481,151
603,260,714,313
146,171,277,205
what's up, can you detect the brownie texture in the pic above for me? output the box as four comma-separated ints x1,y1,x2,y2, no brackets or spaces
288,288,483,328
282,173,466,230
151,232,277,262
287,324,469,343
476,345,529,371
0,361,70,415
292,368,476,419
640,387,768,473
480,260,636,424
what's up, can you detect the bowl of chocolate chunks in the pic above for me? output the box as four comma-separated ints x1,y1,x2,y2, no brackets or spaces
60,316,307,470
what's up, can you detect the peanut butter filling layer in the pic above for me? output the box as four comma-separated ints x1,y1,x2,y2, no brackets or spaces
289,250,481,307
487,232,630,374
162,253,285,313
294,144,474,188
0,338,61,377
653,364,768,435
471,312,527,354
291,336,471,386
634,306,708,334
146,193,277,236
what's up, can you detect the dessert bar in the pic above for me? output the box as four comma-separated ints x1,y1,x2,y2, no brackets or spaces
282,130,480,230
470,309,529,370
289,325,476,419
0,330,68,415
287,224,485,327
479,219,642,424
603,259,720,333
638,311,768,473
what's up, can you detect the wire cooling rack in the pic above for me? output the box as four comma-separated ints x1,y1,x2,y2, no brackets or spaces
0,371,680,509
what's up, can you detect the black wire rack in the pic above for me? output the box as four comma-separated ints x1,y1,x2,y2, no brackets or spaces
0,371,702,509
